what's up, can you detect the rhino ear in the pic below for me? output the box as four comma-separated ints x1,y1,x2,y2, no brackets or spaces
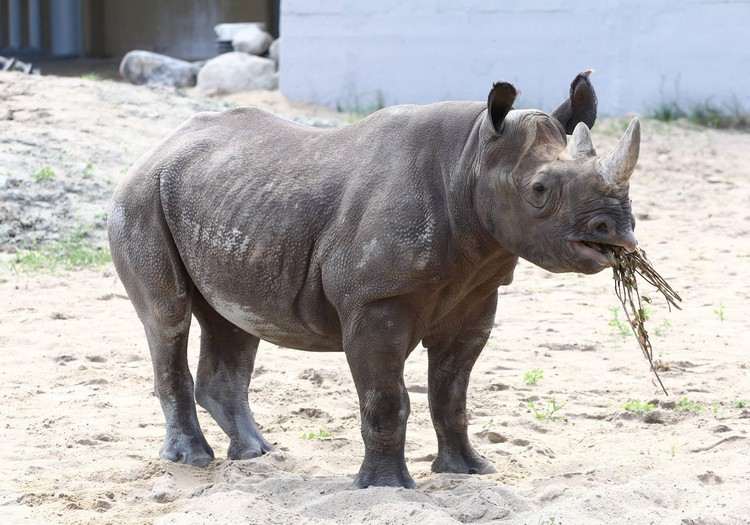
551,70,598,134
487,81,518,134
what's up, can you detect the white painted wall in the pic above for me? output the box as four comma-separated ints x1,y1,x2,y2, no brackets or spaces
280,0,749,115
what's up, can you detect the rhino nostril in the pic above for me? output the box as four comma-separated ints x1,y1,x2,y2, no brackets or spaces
595,222,609,235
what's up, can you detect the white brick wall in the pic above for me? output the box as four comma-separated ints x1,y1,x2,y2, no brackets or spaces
280,0,749,115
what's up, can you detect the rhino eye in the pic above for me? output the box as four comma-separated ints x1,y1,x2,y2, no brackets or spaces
532,182,546,193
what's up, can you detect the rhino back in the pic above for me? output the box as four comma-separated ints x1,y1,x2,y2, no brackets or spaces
148,103,485,349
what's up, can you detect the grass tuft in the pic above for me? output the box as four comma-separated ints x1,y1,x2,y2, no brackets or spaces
622,398,655,416
528,397,566,421
523,368,544,386
650,100,750,130
10,226,111,273
34,166,56,182
300,428,334,440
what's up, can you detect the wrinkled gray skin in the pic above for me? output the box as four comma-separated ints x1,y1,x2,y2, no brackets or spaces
108,72,641,489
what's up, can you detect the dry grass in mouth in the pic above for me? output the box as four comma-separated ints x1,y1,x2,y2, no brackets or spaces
609,246,683,395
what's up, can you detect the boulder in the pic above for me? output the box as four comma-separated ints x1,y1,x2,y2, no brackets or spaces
232,26,273,56
120,50,201,88
269,39,280,69
196,52,277,95
214,22,266,42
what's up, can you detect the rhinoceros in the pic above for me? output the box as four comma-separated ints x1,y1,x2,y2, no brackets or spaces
108,71,640,489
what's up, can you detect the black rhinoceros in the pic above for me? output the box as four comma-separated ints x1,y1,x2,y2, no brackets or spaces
108,71,640,489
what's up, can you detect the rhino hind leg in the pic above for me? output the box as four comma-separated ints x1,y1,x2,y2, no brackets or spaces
192,291,274,460
426,294,498,476
108,200,213,467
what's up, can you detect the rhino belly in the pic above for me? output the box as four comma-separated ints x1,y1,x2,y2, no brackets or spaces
204,292,342,352
170,219,342,352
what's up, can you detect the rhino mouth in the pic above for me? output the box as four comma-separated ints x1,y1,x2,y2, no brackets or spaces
570,240,613,268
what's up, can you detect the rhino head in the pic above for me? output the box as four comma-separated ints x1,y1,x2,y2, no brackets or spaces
475,72,640,274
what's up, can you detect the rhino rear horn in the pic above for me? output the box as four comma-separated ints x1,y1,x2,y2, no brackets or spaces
487,81,518,134
596,117,641,187
569,122,596,158
552,70,598,134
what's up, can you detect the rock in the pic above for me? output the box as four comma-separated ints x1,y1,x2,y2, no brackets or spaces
232,26,273,56
196,52,277,95
214,23,266,42
119,50,201,88
269,38,280,68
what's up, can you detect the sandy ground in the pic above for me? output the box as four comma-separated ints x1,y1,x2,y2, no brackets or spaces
1,72,749,525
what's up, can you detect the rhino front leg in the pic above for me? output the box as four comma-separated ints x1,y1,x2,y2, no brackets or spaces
426,292,498,475
343,303,418,489
192,292,274,460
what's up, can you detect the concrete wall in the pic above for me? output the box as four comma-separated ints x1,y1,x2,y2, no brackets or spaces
99,0,273,60
280,0,750,115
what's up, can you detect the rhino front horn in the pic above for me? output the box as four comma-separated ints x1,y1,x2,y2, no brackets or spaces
596,117,640,187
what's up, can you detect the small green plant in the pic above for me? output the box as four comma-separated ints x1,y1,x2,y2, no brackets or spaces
81,72,102,81
622,398,654,416
674,397,704,413
608,306,631,336
34,166,56,182
666,440,686,458
653,319,672,336
711,401,720,415
650,101,685,123
10,226,111,273
732,399,748,409
528,397,566,421
714,302,725,321
300,428,333,440
523,368,544,386
481,419,496,431
82,162,94,179
341,91,386,122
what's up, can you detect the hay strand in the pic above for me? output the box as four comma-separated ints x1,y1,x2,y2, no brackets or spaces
610,246,682,395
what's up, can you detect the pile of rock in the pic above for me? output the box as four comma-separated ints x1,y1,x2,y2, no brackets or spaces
0,56,39,74
119,22,280,96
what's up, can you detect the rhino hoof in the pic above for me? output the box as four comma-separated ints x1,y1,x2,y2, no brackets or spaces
352,470,416,489
228,439,275,460
431,453,496,475
160,436,214,467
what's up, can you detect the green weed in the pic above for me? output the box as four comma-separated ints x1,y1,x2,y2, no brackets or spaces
10,226,111,273
622,398,654,416
650,100,749,130
340,91,386,122
714,302,725,321
528,397,566,421
523,368,544,386
34,166,56,182
300,428,334,440
666,433,687,459
732,399,748,409
674,397,704,413
82,162,94,179
653,319,672,336
608,306,631,336
81,72,102,81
